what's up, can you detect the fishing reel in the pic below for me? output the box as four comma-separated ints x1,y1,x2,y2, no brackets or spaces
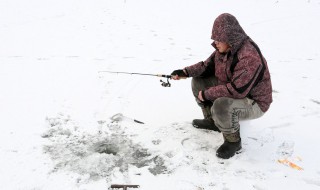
160,78,171,87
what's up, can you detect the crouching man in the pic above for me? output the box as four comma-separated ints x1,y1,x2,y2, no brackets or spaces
171,13,273,159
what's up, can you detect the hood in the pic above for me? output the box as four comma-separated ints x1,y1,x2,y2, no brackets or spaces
211,13,248,54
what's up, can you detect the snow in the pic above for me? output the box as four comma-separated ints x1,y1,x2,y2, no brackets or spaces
1,0,320,189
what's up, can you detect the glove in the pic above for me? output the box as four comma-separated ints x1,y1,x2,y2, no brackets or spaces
171,69,188,77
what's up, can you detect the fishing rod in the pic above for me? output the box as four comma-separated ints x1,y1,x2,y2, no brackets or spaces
98,70,173,87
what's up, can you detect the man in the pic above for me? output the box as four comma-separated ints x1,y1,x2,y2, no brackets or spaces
171,13,272,159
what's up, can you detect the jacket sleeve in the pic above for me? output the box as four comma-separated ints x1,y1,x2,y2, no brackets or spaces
203,50,264,100
184,52,215,77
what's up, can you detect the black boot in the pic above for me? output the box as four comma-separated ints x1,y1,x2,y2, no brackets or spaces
216,131,242,159
192,118,221,132
192,107,220,132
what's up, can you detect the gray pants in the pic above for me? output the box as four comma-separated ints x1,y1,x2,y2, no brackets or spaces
191,76,264,134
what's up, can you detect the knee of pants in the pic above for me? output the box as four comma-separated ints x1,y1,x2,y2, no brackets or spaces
212,97,234,120
191,78,202,96
191,76,218,93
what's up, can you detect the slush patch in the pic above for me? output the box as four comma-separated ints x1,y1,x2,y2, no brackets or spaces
42,114,168,182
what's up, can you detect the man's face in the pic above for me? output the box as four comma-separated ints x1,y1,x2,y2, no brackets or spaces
214,41,230,53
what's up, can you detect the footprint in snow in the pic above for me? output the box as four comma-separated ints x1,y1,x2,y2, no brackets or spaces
276,140,295,158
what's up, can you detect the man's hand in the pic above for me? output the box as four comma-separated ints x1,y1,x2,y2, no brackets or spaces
171,69,188,80
198,90,205,102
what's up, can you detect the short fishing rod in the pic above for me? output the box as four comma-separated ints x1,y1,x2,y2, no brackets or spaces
98,70,173,87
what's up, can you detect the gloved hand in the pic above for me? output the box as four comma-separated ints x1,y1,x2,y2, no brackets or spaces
171,69,188,80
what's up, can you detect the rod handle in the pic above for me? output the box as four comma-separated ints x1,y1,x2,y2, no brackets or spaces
170,75,188,80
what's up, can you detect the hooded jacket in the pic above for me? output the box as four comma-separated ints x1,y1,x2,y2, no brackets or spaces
185,13,272,112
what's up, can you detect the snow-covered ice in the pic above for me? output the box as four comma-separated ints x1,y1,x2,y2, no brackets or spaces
1,0,320,189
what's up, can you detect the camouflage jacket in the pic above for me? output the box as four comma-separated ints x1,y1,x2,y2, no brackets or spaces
185,13,272,112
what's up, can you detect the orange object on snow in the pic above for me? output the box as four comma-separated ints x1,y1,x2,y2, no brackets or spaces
278,159,303,170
